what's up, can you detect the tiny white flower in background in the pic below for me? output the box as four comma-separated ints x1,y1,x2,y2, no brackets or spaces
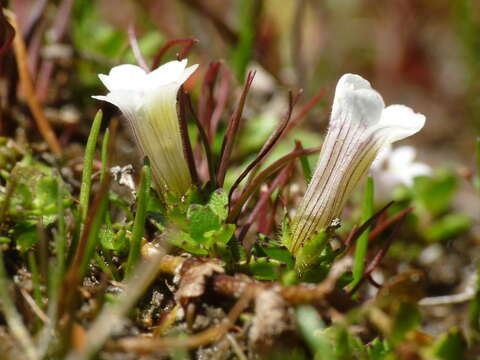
371,145,431,200
289,74,426,255
93,59,198,195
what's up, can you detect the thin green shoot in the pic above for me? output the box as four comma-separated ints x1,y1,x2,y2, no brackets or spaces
55,178,66,278
27,251,43,309
298,144,313,183
125,164,151,277
296,305,336,359
350,176,374,290
79,110,103,225
0,251,38,360
100,128,110,183
79,190,109,277
231,0,257,81
475,137,480,192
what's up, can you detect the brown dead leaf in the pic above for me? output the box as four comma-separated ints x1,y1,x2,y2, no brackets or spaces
175,258,224,306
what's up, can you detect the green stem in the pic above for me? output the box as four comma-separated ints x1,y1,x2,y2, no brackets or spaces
100,128,110,183
125,164,151,277
79,110,103,225
0,252,38,360
27,251,43,308
350,176,374,290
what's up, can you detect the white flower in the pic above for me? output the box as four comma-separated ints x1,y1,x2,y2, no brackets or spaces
371,145,431,200
289,74,425,255
93,59,198,195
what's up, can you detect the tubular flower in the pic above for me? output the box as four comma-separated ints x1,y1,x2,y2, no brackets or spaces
93,59,198,195
289,74,425,255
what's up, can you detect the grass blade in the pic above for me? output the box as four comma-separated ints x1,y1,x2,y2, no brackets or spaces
296,305,336,360
79,110,103,225
100,129,110,183
125,164,151,277
0,251,38,360
475,137,480,192
350,176,374,290
231,0,261,80
297,140,312,183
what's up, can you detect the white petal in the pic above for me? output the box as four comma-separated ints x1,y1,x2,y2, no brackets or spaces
336,73,373,92
371,144,392,170
92,90,140,113
388,145,416,168
332,74,385,128
376,105,426,143
180,63,199,84
146,59,194,89
98,64,147,92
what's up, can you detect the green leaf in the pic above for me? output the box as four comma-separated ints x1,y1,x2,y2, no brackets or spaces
367,338,391,360
79,110,103,225
325,326,367,360
294,230,329,274
296,306,336,360
391,303,421,344
350,176,374,290
207,189,229,221
298,143,313,183
413,171,457,216
0,237,10,244
469,263,480,338
249,257,281,280
425,213,472,242
281,215,292,249
231,0,258,80
261,244,295,269
187,205,221,242
167,231,208,256
475,137,480,192
14,222,37,252
33,176,58,213
431,328,466,360
204,224,235,248
99,228,128,254
126,164,151,276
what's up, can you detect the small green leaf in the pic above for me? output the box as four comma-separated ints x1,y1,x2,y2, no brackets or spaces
431,328,466,360
281,215,292,249
126,164,151,276
33,176,58,212
79,110,103,225
391,303,421,344
261,245,295,269
14,223,37,252
100,228,128,253
167,231,208,256
204,224,235,248
249,258,280,280
350,176,374,290
294,230,329,273
187,205,221,242
207,189,229,221
413,171,456,216
0,237,10,244
367,338,391,360
426,213,472,242
325,326,367,359
475,137,480,192
296,306,336,359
